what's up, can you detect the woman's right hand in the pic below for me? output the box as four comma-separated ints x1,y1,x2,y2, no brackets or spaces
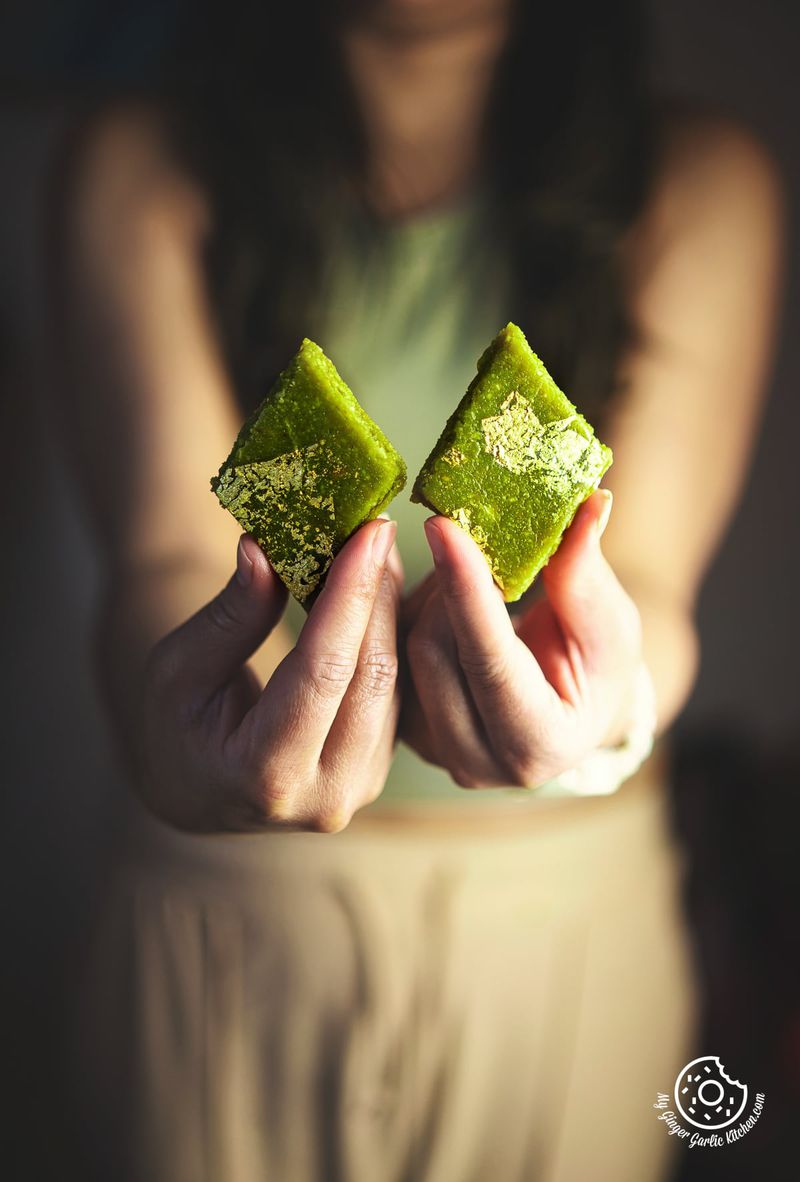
139,518,400,833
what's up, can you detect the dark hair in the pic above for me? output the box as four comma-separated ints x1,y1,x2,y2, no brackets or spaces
162,1,655,426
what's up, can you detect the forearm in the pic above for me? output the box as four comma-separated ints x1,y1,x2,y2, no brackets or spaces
624,578,700,737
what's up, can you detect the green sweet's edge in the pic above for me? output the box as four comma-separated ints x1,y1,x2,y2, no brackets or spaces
213,339,406,494
411,321,613,601
291,340,408,524
211,338,406,604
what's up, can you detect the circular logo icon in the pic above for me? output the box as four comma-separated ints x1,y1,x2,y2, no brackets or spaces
674,1056,748,1130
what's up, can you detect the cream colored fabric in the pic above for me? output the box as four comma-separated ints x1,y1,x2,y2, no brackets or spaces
70,200,696,1181
74,750,695,1182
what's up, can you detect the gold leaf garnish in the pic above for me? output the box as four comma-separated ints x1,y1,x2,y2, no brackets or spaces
441,447,467,466
215,442,337,601
481,391,604,487
452,506,498,577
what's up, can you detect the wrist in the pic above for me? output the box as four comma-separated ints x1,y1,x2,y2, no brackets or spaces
537,661,657,799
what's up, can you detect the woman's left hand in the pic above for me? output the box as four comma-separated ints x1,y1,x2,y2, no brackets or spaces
400,490,645,788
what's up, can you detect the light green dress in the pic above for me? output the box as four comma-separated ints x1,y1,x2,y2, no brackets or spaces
72,198,695,1182
289,194,515,805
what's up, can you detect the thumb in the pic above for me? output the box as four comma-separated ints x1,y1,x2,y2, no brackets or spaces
160,534,287,701
541,490,638,671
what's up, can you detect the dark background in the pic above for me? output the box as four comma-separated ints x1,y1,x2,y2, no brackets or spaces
1,2,798,1178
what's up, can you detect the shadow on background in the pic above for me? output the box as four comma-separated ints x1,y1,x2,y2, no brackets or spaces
670,725,800,1178
1,1,798,1179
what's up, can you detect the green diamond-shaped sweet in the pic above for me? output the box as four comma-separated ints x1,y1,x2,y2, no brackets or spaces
212,338,406,603
411,322,613,601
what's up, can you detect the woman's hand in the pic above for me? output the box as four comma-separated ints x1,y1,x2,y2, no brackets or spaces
140,518,400,832
400,490,644,788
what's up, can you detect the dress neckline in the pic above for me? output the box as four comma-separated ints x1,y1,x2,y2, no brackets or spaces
357,183,489,248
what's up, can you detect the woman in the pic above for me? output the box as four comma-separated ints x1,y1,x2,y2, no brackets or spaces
52,1,782,1178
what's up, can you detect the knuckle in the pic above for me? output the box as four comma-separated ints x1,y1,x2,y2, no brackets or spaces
497,737,539,788
309,807,352,835
302,651,358,700
349,566,381,608
362,777,387,807
248,771,354,834
505,764,535,789
249,777,297,827
451,767,481,790
354,648,399,697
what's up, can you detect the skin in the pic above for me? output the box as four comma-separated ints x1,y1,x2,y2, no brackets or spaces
141,522,402,831
51,3,783,830
399,491,643,787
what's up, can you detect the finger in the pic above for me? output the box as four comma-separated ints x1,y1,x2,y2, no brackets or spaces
154,534,287,705
386,531,405,593
249,518,396,763
351,563,402,796
541,490,641,674
397,676,439,764
408,592,508,786
514,598,580,703
354,715,400,812
397,701,435,762
400,570,437,634
424,515,556,722
374,511,404,593
320,561,400,789
354,642,403,811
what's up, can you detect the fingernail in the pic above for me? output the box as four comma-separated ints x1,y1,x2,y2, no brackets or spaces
596,490,613,539
424,518,445,565
386,539,404,583
372,519,397,567
236,535,254,586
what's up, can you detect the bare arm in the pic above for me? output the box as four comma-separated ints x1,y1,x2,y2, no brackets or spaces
51,112,400,830
604,117,784,731
53,113,293,762
402,118,784,787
